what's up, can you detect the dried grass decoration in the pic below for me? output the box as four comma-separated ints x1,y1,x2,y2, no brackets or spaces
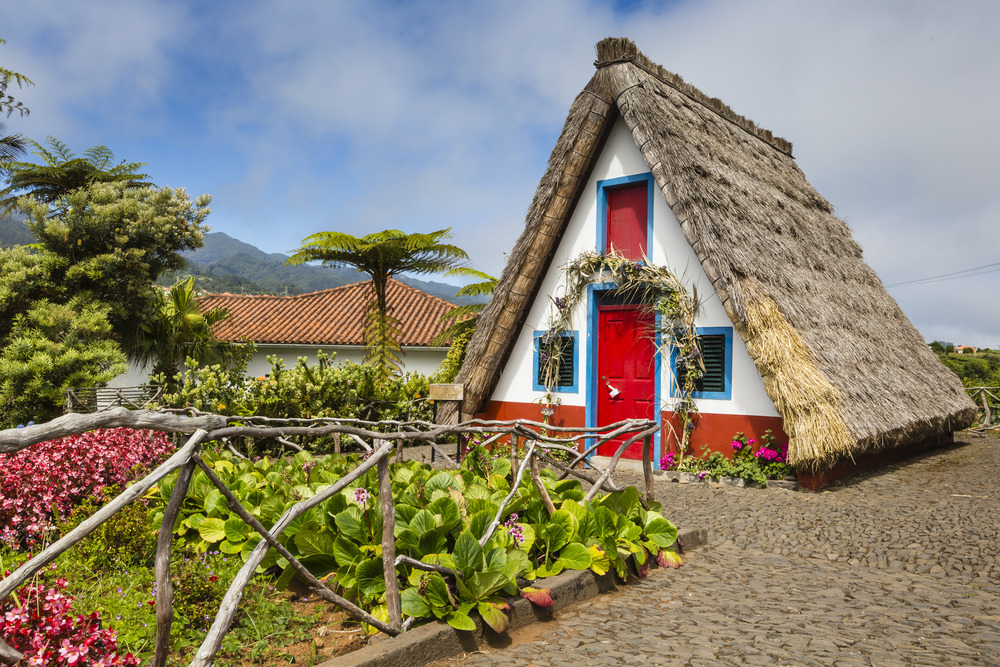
539,250,702,451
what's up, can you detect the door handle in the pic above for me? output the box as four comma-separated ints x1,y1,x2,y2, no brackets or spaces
605,380,620,398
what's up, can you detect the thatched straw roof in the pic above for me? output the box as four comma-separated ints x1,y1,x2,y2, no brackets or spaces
455,37,975,470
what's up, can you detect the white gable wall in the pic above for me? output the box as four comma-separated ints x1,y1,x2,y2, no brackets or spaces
490,118,778,419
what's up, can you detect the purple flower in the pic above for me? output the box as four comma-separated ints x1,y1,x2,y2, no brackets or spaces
731,440,743,451
659,452,676,469
504,513,525,546
697,471,708,481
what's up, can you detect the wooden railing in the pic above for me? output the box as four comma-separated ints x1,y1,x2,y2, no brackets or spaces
0,408,657,667
966,386,999,430
65,385,162,413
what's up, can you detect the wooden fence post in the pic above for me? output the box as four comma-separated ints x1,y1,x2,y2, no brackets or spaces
152,459,196,667
642,433,654,503
377,441,402,629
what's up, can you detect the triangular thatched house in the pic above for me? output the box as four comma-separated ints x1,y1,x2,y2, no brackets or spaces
454,37,975,487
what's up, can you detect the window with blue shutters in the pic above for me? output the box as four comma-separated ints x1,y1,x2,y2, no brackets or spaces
672,326,733,400
532,330,579,393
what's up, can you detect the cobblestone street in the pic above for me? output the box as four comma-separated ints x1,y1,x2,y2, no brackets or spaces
432,434,1000,666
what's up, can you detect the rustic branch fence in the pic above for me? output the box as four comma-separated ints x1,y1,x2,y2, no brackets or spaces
966,386,1000,431
0,408,657,666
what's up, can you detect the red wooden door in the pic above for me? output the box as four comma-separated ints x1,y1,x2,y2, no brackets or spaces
596,304,655,458
606,182,647,260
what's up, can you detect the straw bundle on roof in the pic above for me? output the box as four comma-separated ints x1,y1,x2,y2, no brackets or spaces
455,37,976,468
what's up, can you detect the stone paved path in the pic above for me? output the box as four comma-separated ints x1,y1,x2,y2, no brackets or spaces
429,433,1000,666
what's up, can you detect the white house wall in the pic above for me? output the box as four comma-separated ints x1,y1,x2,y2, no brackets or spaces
490,118,778,419
112,345,448,386
244,345,448,378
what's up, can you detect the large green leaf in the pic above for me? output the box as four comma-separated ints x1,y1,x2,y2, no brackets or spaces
464,483,492,501
425,471,458,494
198,517,227,543
300,553,340,580
394,504,419,532
333,536,362,566
452,532,483,575
223,517,249,543
466,498,499,518
643,516,678,548
542,524,569,554
535,561,563,578
426,496,462,533
548,509,579,541
478,600,510,633
600,486,640,518
408,509,438,537
400,587,430,618
466,510,493,541
418,531,448,556
445,605,477,632
356,558,386,599
335,507,368,543
219,539,243,555
489,458,512,480
466,570,509,600
294,528,336,559
576,511,598,545
258,495,286,523
424,574,453,613
555,541,592,571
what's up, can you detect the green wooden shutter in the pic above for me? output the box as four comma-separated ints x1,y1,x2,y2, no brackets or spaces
696,335,726,393
536,334,575,388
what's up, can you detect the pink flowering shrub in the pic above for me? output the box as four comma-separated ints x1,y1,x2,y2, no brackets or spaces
0,570,138,666
0,428,174,549
658,451,677,470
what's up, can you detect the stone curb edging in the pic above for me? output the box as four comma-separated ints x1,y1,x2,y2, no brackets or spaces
325,527,708,667
658,470,798,490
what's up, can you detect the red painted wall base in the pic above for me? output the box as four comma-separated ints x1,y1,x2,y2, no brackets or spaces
479,401,787,465
661,411,787,459
796,431,956,490
478,400,586,429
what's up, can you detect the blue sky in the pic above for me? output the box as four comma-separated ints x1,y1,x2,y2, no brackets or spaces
4,0,999,347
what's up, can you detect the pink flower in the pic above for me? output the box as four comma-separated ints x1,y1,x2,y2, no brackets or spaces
353,487,371,505
58,638,87,664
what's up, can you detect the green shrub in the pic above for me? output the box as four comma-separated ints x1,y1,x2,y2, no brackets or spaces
156,352,432,428
56,487,158,570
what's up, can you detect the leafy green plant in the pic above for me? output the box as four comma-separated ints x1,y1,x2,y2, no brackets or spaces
145,442,683,641
156,353,433,431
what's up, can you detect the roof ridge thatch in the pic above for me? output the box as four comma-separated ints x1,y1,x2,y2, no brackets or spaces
453,38,975,470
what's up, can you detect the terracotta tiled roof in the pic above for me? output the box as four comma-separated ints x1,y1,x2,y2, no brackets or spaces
197,279,455,346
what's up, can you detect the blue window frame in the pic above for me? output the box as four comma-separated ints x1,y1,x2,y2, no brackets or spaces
533,330,579,393
671,326,733,400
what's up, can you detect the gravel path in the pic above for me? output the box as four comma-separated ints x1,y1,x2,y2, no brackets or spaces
428,433,1000,666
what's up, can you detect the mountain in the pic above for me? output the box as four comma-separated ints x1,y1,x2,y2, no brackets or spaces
0,222,486,305
0,216,34,247
180,232,487,305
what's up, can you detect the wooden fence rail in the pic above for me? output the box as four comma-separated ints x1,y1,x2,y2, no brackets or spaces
965,386,1000,430
0,409,657,667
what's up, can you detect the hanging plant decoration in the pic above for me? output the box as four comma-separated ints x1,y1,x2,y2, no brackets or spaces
538,250,704,453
